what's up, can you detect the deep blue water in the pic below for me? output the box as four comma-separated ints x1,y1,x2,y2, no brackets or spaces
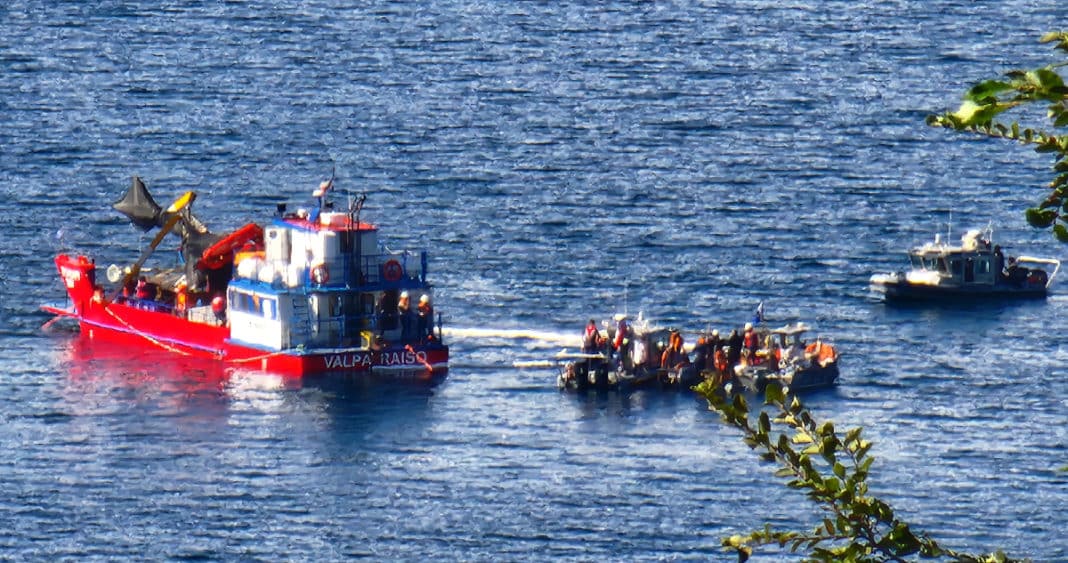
2,1,1067,560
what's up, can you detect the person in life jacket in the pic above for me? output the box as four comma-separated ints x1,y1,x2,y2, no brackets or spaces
742,322,759,356
706,329,722,370
713,345,729,381
398,291,413,341
135,276,152,300
211,294,227,326
417,294,434,340
691,335,710,373
660,330,690,371
175,280,189,317
582,319,603,353
726,328,743,370
612,314,630,362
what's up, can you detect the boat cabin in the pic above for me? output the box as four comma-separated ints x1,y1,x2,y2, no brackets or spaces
904,229,1004,287
223,205,437,352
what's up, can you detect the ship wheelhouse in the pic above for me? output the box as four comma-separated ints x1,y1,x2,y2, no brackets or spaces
226,207,437,353
905,228,1002,289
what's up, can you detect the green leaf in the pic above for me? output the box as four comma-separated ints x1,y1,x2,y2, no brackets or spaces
858,456,875,474
951,99,1011,126
758,411,771,435
964,80,1014,102
833,461,846,479
1036,136,1064,153
855,440,872,460
764,383,784,405
1055,110,1068,127
792,432,813,445
1026,207,1058,228
1032,67,1065,93
1040,31,1068,44
1053,223,1068,243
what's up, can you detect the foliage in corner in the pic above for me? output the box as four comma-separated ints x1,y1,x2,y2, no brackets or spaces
927,31,1068,242
692,380,1024,562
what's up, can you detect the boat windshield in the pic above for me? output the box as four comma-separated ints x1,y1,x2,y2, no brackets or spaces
910,254,942,271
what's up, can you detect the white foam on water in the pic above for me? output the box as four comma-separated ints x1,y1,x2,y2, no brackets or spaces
442,326,579,348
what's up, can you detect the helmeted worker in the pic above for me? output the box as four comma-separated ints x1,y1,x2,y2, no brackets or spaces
398,291,414,340
417,294,434,340
743,322,759,355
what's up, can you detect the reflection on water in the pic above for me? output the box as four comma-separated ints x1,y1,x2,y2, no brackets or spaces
54,332,440,440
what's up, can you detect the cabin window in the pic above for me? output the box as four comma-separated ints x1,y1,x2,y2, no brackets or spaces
978,259,991,274
964,258,975,282
950,259,962,276
937,258,948,273
909,255,921,269
262,298,277,320
339,231,352,254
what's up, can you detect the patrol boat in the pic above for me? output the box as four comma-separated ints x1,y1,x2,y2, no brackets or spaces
869,228,1060,301
42,176,448,380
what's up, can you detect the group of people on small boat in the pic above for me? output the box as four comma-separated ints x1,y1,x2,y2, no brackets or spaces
579,314,836,385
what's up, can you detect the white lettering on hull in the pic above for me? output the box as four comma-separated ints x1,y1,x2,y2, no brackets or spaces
323,353,372,369
321,350,430,370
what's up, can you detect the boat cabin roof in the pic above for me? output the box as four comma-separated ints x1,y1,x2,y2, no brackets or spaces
909,228,994,257
278,212,376,233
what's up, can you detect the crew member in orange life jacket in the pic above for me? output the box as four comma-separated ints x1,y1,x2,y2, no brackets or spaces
175,280,189,317
660,330,690,370
582,319,602,353
743,322,759,356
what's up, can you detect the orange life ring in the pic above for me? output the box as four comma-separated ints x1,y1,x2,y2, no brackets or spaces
383,259,403,282
311,264,329,285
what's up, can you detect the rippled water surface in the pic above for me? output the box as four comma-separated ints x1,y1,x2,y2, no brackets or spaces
2,1,1066,560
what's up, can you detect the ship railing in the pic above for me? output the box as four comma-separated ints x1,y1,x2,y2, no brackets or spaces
1015,256,1061,288
312,250,428,290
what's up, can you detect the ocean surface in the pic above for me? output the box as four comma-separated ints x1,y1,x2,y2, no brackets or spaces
2,1,1066,560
